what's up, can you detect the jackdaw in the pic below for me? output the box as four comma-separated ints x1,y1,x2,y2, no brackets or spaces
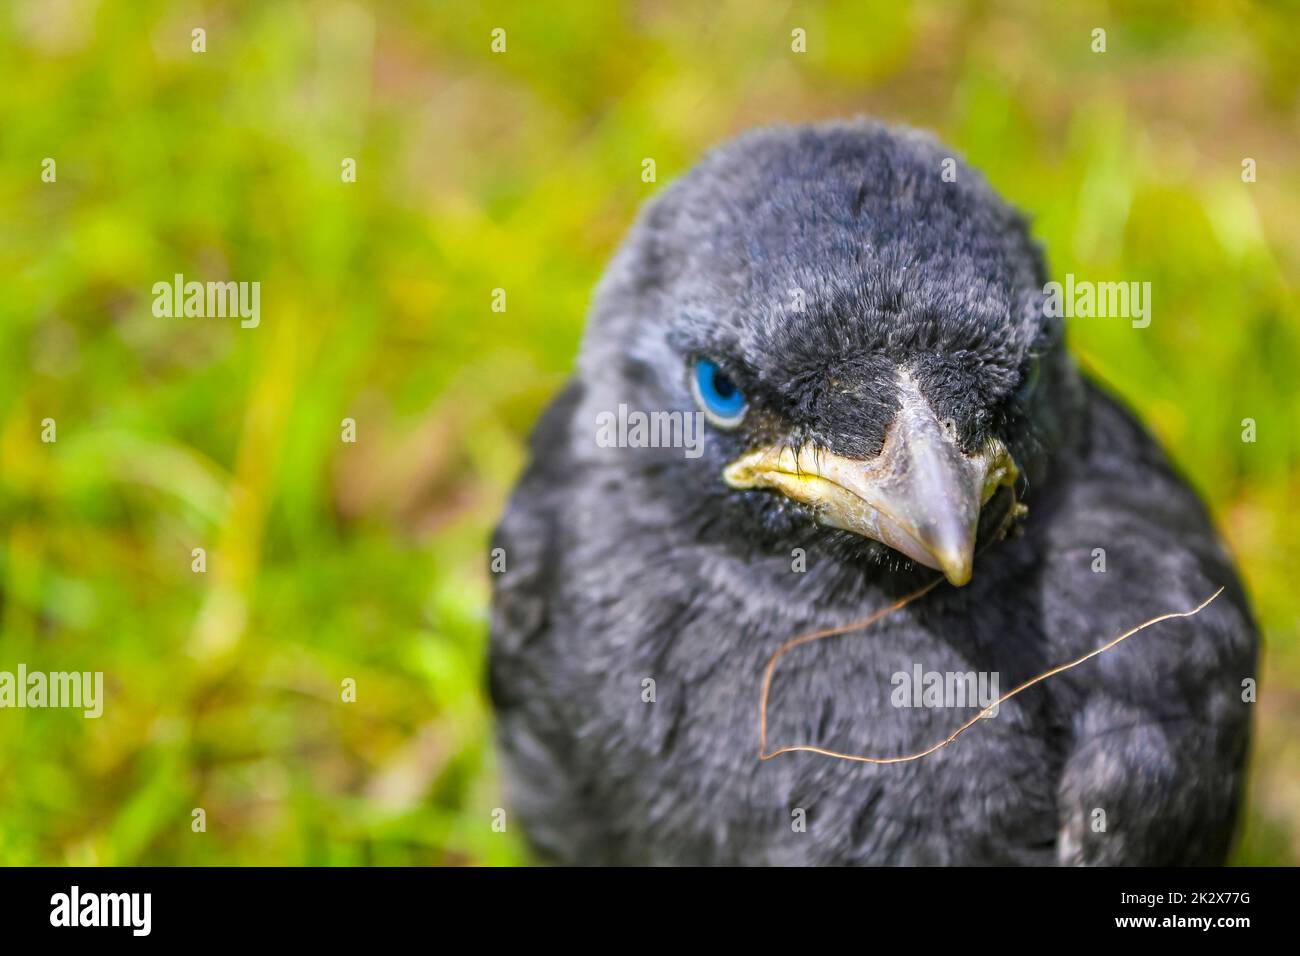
488,120,1257,865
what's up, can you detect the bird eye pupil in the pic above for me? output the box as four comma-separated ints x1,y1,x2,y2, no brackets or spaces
692,358,747,427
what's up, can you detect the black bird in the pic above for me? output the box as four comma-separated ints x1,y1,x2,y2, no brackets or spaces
489,120,1257,865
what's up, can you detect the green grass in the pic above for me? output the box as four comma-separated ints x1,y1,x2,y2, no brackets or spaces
1,0,1296,865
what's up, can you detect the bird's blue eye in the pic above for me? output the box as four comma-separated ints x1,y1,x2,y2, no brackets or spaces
692,357,747,427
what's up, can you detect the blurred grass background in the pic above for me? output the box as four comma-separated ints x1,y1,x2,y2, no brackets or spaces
1,0,1297,865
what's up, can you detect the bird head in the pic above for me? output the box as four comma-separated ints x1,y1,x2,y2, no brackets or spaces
579,121,1081,586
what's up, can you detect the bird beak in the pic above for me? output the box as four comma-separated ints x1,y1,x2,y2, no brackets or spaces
722,380,1018,587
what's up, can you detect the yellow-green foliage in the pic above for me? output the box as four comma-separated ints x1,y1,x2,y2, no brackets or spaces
0,1,1296,864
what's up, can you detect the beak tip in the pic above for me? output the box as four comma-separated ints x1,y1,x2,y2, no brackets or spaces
939,554,974,587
